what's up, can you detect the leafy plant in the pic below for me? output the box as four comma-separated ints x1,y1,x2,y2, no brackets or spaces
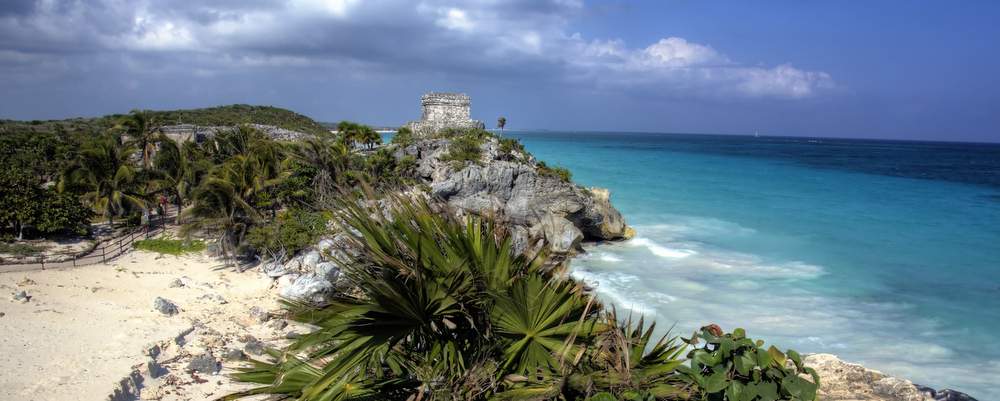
678,326,819,401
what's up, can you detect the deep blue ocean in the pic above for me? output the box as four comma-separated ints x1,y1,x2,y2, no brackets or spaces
504,131,1000,399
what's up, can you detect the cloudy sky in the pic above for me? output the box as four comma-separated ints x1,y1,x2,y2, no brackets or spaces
1,0,998,142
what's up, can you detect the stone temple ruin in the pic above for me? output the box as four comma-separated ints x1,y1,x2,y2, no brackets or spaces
405,92,485,135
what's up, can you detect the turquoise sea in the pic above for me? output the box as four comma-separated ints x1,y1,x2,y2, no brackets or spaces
505,131,1000,399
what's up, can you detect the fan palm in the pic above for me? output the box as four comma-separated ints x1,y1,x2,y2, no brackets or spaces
223,197,671,401
60,133,147,226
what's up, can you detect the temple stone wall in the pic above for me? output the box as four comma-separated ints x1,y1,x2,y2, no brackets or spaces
407,92,485,135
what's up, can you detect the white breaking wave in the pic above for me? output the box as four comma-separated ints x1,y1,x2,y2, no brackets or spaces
629,237,698,258
599,253,623,262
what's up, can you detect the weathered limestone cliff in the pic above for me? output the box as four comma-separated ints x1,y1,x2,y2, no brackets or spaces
397,136,631,255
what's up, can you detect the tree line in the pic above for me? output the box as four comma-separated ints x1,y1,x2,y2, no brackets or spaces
0,110,409,261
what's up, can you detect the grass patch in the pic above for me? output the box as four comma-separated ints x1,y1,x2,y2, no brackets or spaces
0,242,49,256
135,237,206,255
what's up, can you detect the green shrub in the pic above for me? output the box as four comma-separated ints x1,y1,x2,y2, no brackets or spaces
678,325,819,401
440,134,484,167
499,137,524,155
245,209,329,258
135,237,206,255
391,126,415,146
537,161,572,182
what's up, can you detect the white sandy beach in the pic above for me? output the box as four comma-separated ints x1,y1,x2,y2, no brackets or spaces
0,250,292,401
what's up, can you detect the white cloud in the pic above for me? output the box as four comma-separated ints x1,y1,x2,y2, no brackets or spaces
0,0,834,99
637,37,728,68
292,0,360,17
436,8,474,31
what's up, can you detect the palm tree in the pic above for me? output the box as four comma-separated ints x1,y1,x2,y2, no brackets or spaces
152,137,208,223
362,126,382,149
497,116,507,134
182,136,289,259
61,133,147,227
117,109,160,169
181,177,262,262
293,137,351,193
336,121,360,148
224,197,689,401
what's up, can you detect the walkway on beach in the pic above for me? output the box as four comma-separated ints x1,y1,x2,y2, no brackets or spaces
0,206,179,273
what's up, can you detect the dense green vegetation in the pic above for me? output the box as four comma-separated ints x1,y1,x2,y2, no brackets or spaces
134,237,206,255
224,198,816,401
0,104,330,137
0,107,403,258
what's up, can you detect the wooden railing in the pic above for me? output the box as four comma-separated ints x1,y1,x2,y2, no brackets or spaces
0,212,171,273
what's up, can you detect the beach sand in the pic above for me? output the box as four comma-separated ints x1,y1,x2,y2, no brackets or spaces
0,250,291,401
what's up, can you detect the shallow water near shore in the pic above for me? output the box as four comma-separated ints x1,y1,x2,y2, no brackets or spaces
505,131,1000,399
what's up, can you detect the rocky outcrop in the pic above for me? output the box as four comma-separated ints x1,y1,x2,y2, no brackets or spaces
397,136,631,255
804,354,978,401
263,234,354,304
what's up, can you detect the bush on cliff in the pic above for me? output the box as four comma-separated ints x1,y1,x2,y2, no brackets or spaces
537,160,573,182
440,134,485,167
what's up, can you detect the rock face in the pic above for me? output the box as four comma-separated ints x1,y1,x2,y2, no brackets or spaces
159,123,309,144
398,136,630,255
405,93,485,135
804,354,978,401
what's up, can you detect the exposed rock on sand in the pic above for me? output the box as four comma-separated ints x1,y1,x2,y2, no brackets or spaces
153,297,179,316
0,250,291,401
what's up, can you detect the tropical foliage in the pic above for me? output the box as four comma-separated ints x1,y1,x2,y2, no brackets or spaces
60,133,147,226
222,198,702,401
678,327,819,401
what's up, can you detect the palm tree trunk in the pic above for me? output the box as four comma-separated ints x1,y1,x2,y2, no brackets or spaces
175,198,183,225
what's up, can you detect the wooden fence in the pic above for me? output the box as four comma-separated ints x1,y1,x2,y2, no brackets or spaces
0,215,168,273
